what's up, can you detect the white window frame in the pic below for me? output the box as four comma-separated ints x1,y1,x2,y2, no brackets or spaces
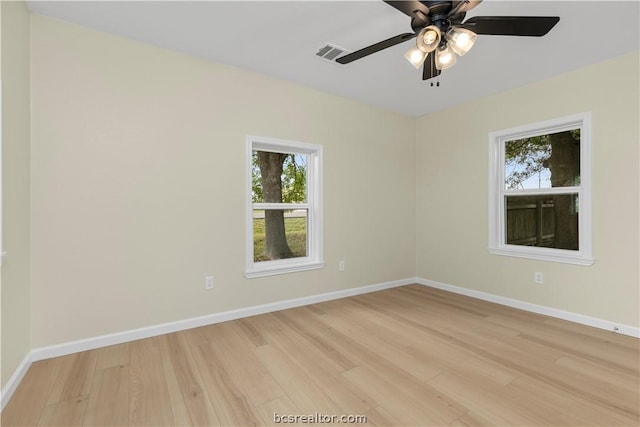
245,135,324,278
488,112,593,266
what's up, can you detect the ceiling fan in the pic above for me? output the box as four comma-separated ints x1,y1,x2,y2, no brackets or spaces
336,0,560,81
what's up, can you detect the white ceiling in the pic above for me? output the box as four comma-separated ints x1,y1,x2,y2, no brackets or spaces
26,1,640,116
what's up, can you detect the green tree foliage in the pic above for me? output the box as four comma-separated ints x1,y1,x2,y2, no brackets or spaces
281,154,307,203
252,152,306,203
251,153,264,203
505,136,551,189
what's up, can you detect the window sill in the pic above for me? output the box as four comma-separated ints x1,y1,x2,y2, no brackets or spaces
245,260,325,278
489,246,594,266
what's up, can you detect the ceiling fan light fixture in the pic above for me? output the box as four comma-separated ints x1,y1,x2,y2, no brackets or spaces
447,27,477,56
416,25,441,53
435,44,457,70
404,46,427,69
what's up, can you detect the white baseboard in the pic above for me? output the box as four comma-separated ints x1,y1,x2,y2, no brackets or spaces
416,278,640,338
1,352,32,411
30,277,415,362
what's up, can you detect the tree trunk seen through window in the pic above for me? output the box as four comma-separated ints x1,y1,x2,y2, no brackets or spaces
257,151,294,260
549,131,580,250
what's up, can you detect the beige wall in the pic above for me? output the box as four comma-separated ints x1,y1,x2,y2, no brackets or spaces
1,1,31,389
416,52,640,327
29,15,416,348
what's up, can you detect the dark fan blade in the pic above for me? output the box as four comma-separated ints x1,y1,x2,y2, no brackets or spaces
336,33,416,64
422,52,441,80
383,0,429,18
450,0,482,15
461,16,560,36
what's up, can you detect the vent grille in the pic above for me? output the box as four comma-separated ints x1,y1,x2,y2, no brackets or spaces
316,43,348,62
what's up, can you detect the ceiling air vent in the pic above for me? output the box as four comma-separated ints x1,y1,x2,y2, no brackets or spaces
316,43,348,62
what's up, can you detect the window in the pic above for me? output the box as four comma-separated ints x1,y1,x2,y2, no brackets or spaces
245,136,323,278
488,113,593,265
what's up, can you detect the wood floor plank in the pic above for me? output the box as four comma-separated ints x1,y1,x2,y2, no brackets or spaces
234,314,279,348
38,395,88,426
128,337,175,426
427,369,575,426
447,354,520,386
377,286,490,321
46,351,98,405
3,285,639,426
160,333,219,426
508,373,639,426
281,308,467,423
320,297,433,349
83,365,129,426
355,291,521,342
319,307,446,381
484,312,639,374
363,406,400,427
342,365,461,426
554,354,639,394
94,342,130,370
255,396,301,426
443,325,639,419
194,321,285,406
1,359,61,426
188,341,262,426
400,333,479,370
519,330,639,375
254,343,346,416
262,312,373,414
272,309,358,372
449,410,495,426
160,345,193,427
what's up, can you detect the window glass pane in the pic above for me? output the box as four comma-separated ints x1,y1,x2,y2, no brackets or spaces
504,129,580,190
252,151,307,203
505,194,579,250
253,209,308,262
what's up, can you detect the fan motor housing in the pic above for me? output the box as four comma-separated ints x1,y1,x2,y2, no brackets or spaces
422,1,453,15
410,1,465,32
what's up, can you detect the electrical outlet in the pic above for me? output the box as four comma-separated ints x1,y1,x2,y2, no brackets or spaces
205,276,214,290
534,272,544,284
339,260,345,271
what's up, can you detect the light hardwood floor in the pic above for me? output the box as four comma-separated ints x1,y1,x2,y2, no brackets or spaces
2,284,639,426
